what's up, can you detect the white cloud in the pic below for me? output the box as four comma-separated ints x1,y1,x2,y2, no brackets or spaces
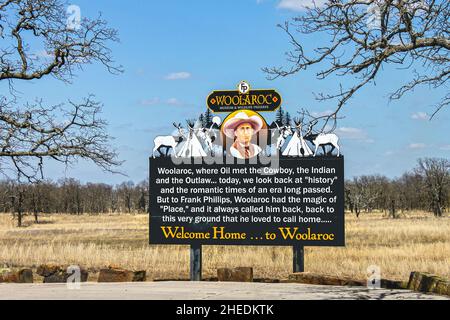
335,127,374,143
141,97,189,107
440,145,450,151
411,112,429,121
409,143,426,149
140,98,160,106
335,127,364,139
166,98,183,106
164,72,191,80
277,0,327,11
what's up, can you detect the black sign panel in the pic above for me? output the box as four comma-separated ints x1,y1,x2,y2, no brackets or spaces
207,89,282,113
149,157,345,246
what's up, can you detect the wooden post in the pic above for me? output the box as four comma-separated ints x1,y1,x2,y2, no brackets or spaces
190,244,202,281
293,246,304,273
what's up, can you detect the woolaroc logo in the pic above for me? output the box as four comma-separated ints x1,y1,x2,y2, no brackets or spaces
207,81,282,113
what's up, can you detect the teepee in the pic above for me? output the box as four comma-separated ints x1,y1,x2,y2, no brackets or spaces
282,120,313,157
176,120,207,158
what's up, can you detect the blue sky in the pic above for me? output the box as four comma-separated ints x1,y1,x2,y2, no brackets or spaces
5,0,449,184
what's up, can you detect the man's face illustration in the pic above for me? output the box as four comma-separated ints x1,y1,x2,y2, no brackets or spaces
235,123,254,146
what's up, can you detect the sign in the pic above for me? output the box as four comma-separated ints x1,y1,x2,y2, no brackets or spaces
149,80,346,275
207,81,282,113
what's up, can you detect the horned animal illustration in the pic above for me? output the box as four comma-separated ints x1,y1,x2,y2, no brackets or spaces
273,122,293,151
313,133,340,157
152,123,185,158
304,120,340,156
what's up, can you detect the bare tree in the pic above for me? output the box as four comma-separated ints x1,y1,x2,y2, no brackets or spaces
137,179,148,213
345,175,385,217
30,183,40,223
264,0,450,121
0,0,122,82
117,181,135,213
4,181,25,226
398,171,426,211
346,177,365,217
415,158,449,217
0,96,122,181
0,0,123,182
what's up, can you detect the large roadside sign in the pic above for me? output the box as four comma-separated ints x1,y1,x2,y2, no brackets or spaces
149,157,344,246
149,81,345,248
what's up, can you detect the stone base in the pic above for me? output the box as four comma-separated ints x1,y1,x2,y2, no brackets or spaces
37,264,88,283
0,268,33,283
288,272,365,286
408,272,450,296
217,267,253,282
98,267,146,282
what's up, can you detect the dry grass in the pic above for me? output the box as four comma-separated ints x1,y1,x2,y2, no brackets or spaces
0,211,449,281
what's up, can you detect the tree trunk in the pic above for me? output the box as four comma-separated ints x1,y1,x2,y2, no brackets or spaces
17,211,22,227
32,192,39,224
10,196,15,219
390,200,396,219
126,195,131,213
17,192,24,228
434,203,442,217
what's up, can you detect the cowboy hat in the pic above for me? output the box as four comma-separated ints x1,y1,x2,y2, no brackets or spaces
222,111,263,139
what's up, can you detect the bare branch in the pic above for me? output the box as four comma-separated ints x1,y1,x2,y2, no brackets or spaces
0,0,123,181
264,0,450,118
0,0,123,84
0,95,123,182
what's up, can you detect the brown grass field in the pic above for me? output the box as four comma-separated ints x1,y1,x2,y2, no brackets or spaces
0,211,449,282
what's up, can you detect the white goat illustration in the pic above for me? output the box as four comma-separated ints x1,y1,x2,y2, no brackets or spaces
313,133,340,157
152,123,185,158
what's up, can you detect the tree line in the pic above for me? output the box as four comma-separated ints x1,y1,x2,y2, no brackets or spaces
0,179,148,226
346,158,449,218
0,157,448,227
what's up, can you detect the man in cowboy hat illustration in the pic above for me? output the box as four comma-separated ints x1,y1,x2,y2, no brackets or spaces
223,111,263,159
